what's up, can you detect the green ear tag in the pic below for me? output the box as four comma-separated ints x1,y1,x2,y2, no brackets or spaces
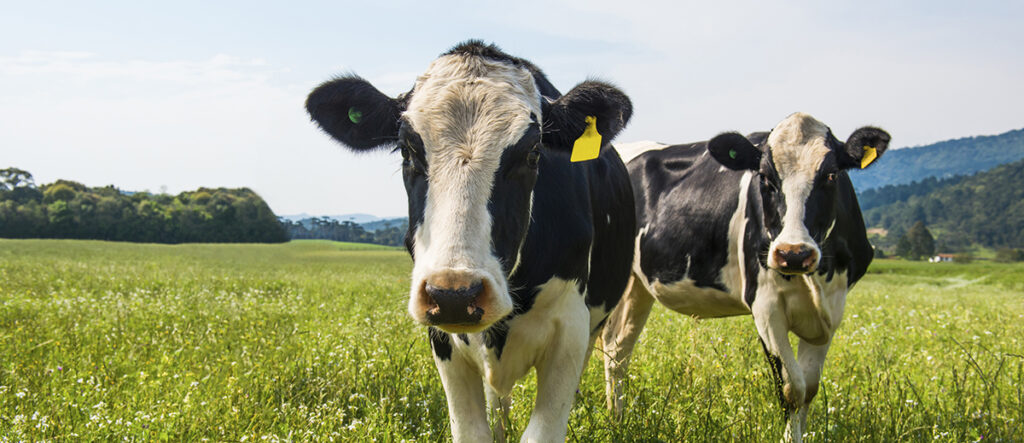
570,116,601,162
348,107,363,124
729,149,737,160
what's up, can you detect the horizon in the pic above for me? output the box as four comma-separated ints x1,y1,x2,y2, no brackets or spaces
3,1,1023,216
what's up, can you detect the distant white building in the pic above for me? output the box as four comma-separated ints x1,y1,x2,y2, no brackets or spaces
929,253,955,263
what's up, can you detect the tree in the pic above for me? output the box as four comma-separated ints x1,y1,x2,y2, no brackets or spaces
898,221,935,260
43,183,77,202
0,167,35,190
895,234,913,259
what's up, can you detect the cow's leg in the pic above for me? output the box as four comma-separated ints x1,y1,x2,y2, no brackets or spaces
434,344,490,442
751,292,805,443
521,300,590,442
486,386,511,442
792,338,831,439
602,275,655,417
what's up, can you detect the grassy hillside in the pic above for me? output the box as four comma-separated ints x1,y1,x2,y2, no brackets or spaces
851,127,1024,191
1,240,1021,440
863,159,1024,248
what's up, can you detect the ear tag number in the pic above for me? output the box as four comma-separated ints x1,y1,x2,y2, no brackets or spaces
348,107,363,124
861,146,877,169
570,116,601,162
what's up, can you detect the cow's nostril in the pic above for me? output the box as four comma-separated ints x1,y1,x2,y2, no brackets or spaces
802,255,816,268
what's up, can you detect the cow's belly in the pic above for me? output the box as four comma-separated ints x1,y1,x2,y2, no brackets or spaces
649,278,750,318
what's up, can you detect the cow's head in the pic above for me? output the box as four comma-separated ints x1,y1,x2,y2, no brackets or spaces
708,112,889,275
306,41,631,333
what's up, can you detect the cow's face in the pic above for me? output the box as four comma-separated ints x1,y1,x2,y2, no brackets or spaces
709,113,889,275
306,42,631,333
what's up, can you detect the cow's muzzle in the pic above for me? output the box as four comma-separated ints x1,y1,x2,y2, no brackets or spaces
772,243,819,275
412,269,507,332
424,280,485,325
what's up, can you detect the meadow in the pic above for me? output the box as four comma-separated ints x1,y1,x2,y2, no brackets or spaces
0,239,1021,441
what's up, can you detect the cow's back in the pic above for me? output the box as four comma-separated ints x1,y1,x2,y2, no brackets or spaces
627,142,750,303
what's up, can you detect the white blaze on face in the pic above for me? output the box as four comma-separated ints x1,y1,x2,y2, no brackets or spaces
766,112,830,271
404,54,542,328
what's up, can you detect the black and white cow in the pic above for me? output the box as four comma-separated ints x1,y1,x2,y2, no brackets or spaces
603,113,889,442
306,41,636,442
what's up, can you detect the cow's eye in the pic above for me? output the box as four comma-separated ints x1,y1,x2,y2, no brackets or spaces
527,145,541,169
826,172,836,182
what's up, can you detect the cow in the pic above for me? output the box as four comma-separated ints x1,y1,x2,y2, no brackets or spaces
305,41,636,442
602,113,889,442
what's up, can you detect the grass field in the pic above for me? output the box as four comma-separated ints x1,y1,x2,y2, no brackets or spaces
1,239,1021,441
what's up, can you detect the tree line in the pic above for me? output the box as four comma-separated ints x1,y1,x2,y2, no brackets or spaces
0,168,287,243
280,217,406,247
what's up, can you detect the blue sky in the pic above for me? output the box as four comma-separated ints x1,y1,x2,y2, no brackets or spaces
2,1,1022,216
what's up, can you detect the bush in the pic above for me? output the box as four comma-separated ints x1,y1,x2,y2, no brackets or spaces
994,248,1024,263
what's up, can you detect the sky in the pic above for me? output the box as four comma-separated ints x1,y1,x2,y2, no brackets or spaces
2,0,1022,217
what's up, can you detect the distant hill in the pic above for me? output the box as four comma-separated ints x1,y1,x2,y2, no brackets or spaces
857,175,969,212
280,214,408,233
851,127,1024,191
279,216,405,247
862,158,1024,248
360,217,408,232
279,213,393,224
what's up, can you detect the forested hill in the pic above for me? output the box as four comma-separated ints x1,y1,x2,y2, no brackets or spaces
0,168,287,243
862,159,1024,248
857,175,968,211
850,127,1024,191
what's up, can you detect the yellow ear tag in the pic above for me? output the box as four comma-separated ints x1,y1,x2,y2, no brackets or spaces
570,116,601,162
860,146,878,169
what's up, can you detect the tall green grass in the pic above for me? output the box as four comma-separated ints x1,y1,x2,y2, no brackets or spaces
0,241,1021,441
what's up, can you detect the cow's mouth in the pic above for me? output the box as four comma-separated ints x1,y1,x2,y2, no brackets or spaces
775,266,816,276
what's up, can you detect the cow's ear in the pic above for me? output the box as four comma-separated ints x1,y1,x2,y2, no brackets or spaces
708,132,762,171
839,126,890,170
306,76,403,151
541,80,633,150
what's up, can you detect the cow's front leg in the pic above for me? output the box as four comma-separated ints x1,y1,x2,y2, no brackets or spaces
751,293,805,443
521,301,590,442
487,386,511,442
432,333,490,442
792,337,832,439
602,275,655,417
